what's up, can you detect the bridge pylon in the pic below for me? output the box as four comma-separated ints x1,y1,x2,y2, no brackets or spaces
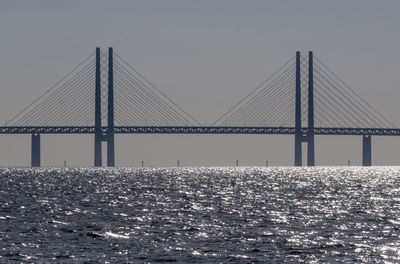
294,51,315,166
94,47,115,167
294,52,302,166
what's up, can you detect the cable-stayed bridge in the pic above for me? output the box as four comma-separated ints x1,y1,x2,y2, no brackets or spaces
1,47,398,167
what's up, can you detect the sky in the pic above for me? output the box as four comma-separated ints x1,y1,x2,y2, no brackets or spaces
1,0,400,167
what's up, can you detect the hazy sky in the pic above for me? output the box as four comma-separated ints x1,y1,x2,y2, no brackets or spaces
1,0,400,166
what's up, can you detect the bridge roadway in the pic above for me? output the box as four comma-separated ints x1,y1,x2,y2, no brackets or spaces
1,126,400,136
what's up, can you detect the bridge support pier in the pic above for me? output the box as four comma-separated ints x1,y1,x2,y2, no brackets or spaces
94,134,102,167
362,135,372,166
31,134,40,167
294,135,302,166
107,135,114,167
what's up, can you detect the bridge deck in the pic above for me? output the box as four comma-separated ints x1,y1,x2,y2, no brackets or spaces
1,126,400,136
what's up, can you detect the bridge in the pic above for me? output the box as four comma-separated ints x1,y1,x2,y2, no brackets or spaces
1,48,397,167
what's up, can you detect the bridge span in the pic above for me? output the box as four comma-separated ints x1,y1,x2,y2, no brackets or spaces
1,126,400,136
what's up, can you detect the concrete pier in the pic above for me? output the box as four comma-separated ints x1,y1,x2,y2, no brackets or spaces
362,135,372,166
31,134,41,167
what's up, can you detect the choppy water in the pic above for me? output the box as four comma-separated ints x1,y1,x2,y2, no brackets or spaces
1,167,400,263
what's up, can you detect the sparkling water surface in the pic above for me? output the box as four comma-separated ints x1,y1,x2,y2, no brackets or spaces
1,167,400,263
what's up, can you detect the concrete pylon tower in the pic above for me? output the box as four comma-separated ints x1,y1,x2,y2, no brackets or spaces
294,51,315,166
94,47,115,167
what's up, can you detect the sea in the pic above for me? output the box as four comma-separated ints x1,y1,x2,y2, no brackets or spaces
1,166,400,263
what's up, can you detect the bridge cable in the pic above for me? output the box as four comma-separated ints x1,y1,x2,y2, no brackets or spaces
215,59,296,126
114,61,196,126
221,67,295,126
212,56,295,125
114,64,193,125
10,58,95,126
114,53,200,126
6,52,95,126
314,56,394,128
